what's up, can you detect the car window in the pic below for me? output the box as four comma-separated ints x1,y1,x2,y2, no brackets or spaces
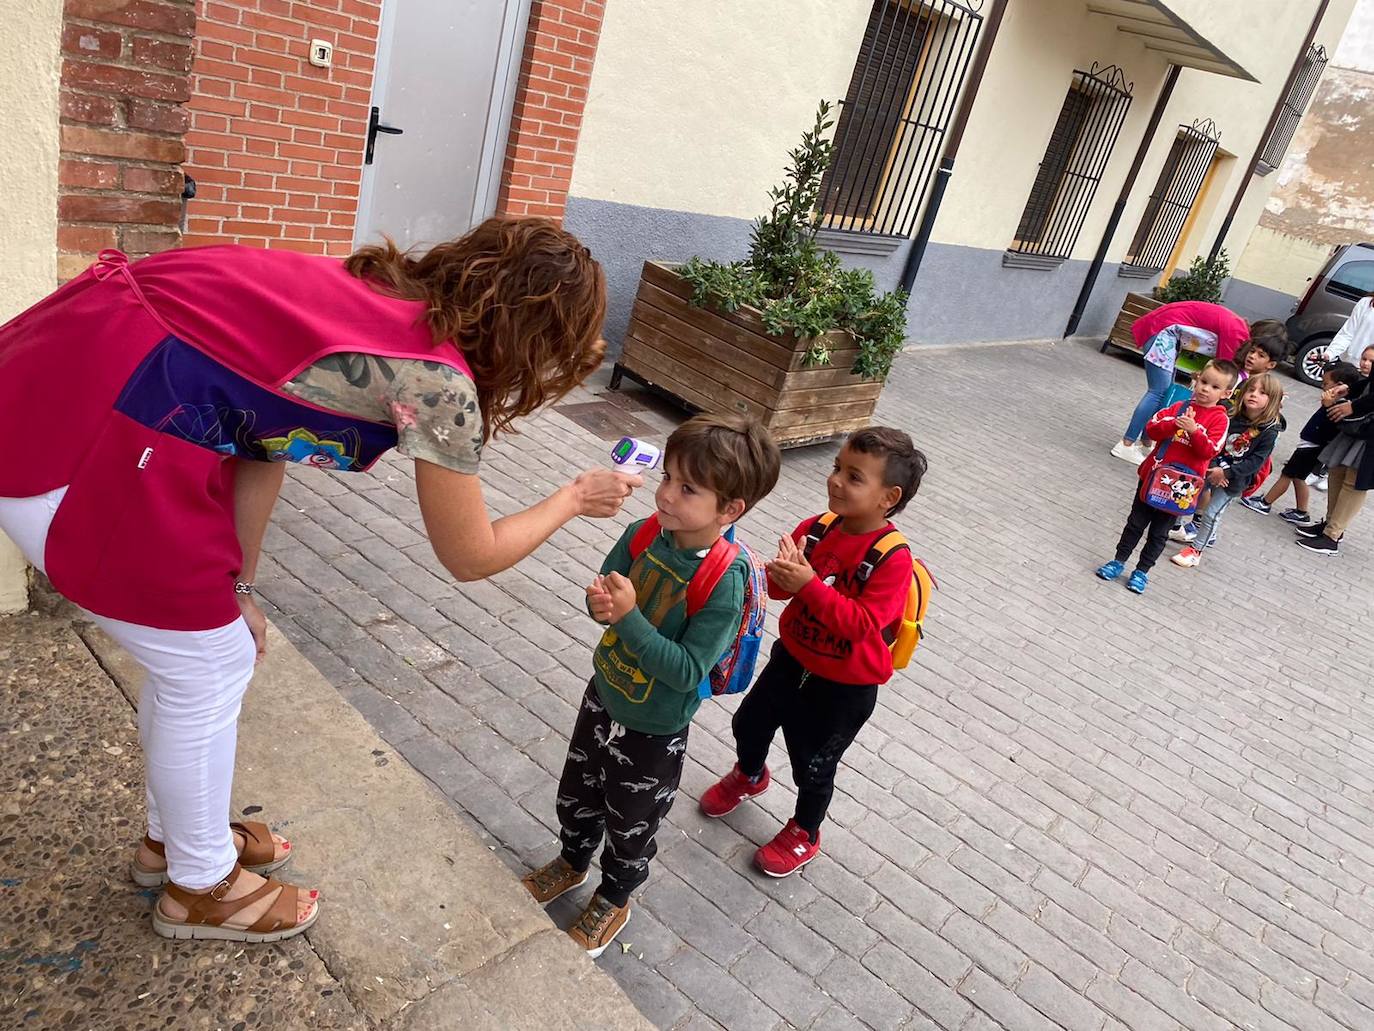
1326,259,1374,301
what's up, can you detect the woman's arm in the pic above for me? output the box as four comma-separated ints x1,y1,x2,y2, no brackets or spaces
1323,297,1372,365
416,459,641,582
232,458,286,659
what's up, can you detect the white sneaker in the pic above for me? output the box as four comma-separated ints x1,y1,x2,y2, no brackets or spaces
1313,475,1328,492
1168,523,1198,543
1111,441,1146,466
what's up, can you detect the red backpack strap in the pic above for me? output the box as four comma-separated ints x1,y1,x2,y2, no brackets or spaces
686,537,740,617
628,514,661,559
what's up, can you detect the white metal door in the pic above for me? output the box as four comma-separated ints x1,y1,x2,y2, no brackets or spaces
356,0,530,249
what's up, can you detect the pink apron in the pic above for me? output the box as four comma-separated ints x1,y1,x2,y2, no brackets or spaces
0,247,472,631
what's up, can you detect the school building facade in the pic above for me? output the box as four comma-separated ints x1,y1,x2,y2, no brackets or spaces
0,0,1359,608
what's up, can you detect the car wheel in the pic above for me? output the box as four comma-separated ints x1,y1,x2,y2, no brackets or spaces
1293,337,1331,387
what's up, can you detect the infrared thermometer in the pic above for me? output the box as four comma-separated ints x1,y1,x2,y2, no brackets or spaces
611,436,661,471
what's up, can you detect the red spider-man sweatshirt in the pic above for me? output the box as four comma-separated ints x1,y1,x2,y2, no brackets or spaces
770,516,913,686
1137,400,1229,495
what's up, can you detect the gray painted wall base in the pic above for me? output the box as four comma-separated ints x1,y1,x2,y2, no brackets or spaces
1223,277,1298,322
565,196,1190,351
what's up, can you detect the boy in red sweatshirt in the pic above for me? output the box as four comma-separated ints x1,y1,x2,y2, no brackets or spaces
699,427,927,877
1096,358,1239,594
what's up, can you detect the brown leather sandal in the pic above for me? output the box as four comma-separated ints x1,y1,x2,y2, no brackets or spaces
130,820,291,888
152,862,319,943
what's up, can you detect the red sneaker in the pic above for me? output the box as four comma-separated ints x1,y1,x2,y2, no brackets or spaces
755,820,820,877
699,764,771,818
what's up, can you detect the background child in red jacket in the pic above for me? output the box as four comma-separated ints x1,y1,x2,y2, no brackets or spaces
1097,359,1239,594
699,426,926,877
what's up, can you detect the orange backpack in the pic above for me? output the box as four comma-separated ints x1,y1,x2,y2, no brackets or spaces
801,512,936,669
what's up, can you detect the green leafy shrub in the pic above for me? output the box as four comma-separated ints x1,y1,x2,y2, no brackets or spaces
677,102,909,381
1154,250,1230,304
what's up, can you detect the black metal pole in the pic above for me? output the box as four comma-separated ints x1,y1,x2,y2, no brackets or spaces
899,0,1008,293
1208,0,1330,261
1063,64,1180,337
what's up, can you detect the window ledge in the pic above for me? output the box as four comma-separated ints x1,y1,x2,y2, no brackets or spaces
1002,250,1065,270
1117,264,1161,280
815,228,905,257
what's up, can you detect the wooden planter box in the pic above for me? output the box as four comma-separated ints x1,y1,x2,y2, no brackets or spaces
611,261,883,449
1102,291,1162,355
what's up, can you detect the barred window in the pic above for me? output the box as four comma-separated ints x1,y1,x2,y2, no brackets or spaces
1006,65,1133,265
1257,44,1328,176
817,0,984,238
1121,119,1220,275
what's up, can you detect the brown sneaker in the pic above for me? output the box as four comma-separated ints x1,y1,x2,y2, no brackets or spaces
567,893,630,958
521,856,589,905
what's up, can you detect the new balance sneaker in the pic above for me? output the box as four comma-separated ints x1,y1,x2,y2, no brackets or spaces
1111,441,1147,465
1239,496,1271,515
1312,475,1329,491
1296,535,1340,556
1168,522,1198,543
567,894,630,958
1095,559,1125,581
1170,546,1202,568
1295,520,1327,539
521,856,589,905
755,820,821,878
1126,570,1149,594
700,764,771,818
1278,508,1312,525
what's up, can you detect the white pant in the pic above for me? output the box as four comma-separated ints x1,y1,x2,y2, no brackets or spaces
0,488,256,889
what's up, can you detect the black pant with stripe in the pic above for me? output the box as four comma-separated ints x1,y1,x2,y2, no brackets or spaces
732,641,879,836
556,682,688,906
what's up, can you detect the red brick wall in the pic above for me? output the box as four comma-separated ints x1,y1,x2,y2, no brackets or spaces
182,0,382,254
58,0,197,280
496,0,604,222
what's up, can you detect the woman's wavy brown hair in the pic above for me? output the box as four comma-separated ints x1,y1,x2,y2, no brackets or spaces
345,216,606,441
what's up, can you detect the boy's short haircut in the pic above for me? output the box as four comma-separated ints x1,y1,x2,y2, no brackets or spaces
1327,361,1362,390
845,426,928,516
1246,332,1286,364
664,413,781,514
1248,319,1289,350
1203,358,1241,388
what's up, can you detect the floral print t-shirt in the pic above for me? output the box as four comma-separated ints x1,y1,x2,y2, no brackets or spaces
282,353,484,474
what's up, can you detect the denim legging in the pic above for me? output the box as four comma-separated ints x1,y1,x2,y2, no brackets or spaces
1124,330,1176,442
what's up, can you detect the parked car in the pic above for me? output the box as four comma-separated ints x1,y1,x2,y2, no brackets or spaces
1285,241,1374,385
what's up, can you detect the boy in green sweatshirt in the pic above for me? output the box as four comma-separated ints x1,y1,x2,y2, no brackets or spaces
521,413,781,956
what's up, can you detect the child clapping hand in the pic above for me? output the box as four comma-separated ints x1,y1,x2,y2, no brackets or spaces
766,535,815,593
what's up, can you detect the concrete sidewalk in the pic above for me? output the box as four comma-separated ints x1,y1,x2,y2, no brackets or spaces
0,596,650,1030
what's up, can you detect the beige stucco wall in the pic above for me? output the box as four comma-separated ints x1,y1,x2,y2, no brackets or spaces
572,0,1356,279
570,0,872,217
935,0,1357,265
1233,62,1374,294
1233,224,1337,294
0,0,63,612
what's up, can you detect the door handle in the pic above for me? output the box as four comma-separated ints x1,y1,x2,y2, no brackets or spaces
365,106,404,165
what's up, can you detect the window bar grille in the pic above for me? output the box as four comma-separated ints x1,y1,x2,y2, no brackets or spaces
884,6,982,234
1122,118,1220,274
818,0,985,238
1008,64,1134,262
840,0,939,233
1257,44,1327,175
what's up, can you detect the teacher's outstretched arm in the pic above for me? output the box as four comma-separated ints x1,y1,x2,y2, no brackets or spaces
416,459,642,582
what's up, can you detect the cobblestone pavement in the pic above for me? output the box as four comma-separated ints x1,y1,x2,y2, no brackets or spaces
258,339,1374,1031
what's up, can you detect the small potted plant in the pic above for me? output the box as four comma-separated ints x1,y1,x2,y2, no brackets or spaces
609,103,909,448
1102,251,1231,373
